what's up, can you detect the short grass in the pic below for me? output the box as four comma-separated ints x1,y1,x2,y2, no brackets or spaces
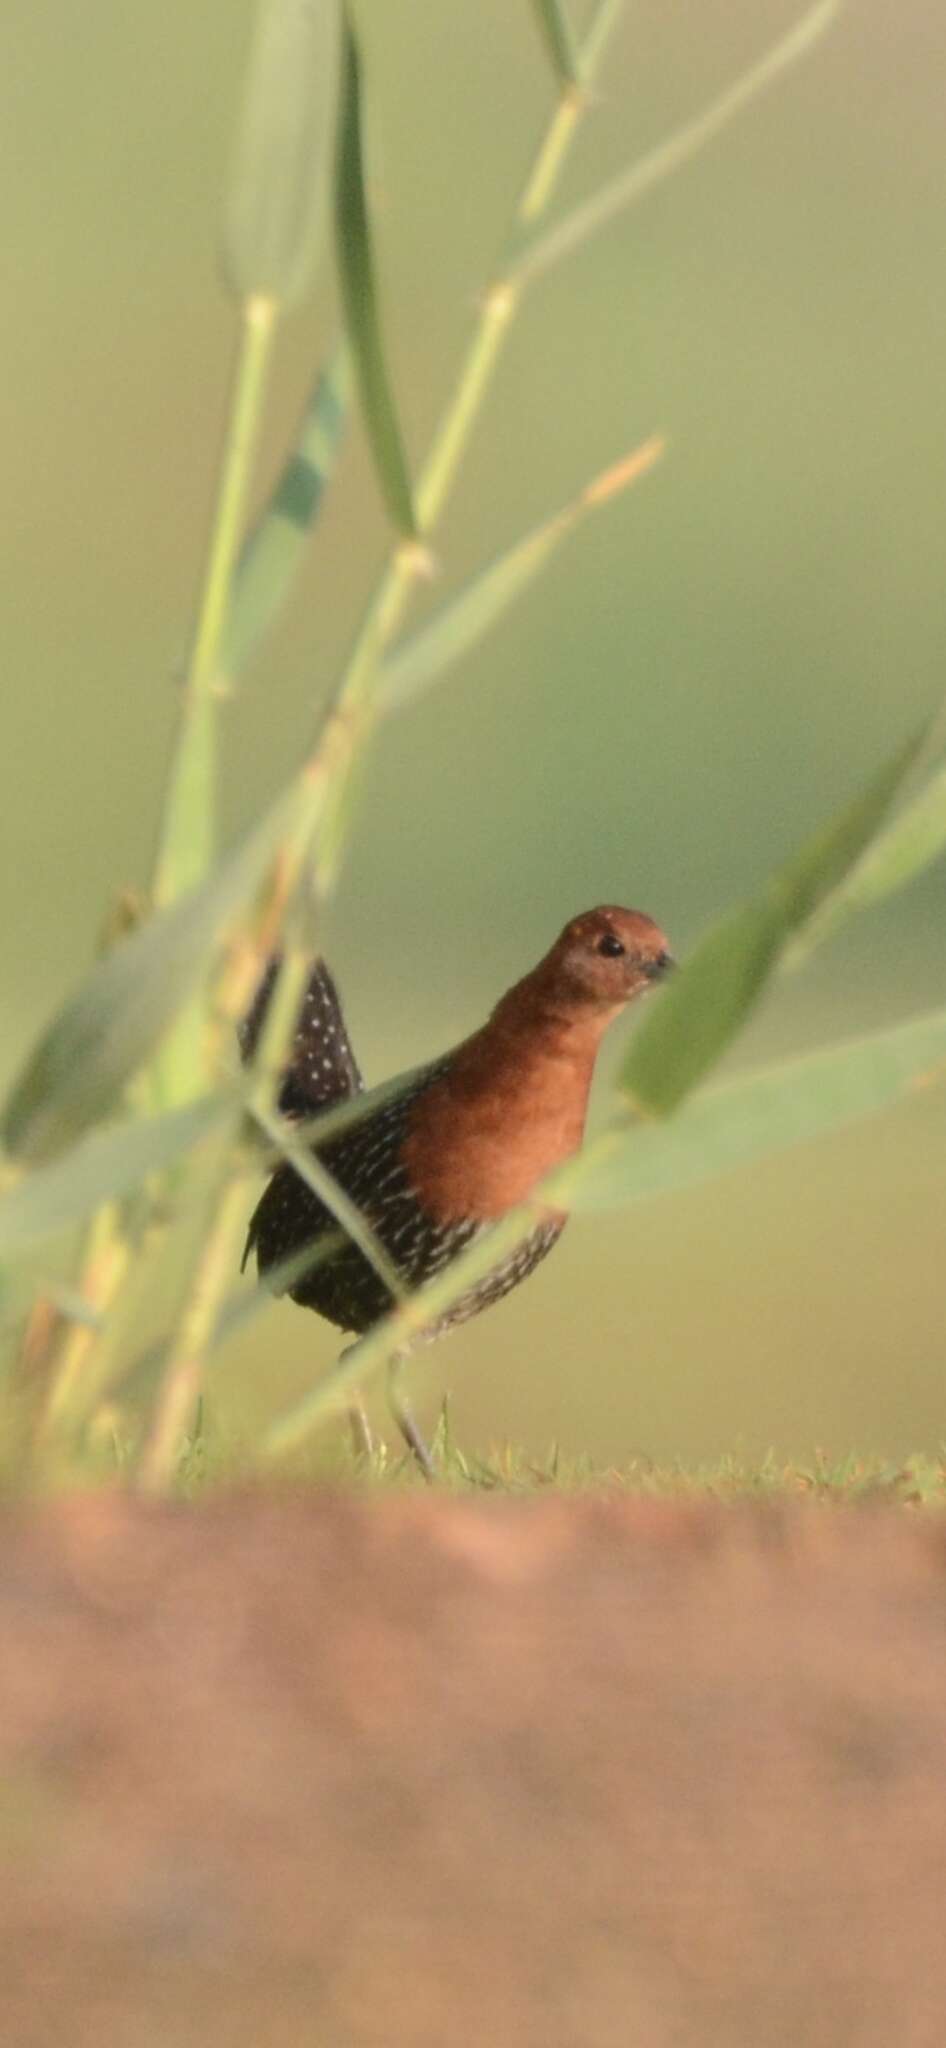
3,1386,943,1504
169,1410,946,1505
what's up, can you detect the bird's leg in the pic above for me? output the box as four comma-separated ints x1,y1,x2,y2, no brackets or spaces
336,1344,376,1465
347,1396,375,1464
387,1358,435,1481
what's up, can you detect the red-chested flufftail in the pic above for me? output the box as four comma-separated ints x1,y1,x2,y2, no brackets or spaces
242,908,673,1471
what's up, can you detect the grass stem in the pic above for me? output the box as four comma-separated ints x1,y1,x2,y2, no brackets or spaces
152,292,280,909
137,1165,253,1492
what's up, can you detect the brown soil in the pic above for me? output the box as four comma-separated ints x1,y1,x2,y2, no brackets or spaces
2,1492,946,2046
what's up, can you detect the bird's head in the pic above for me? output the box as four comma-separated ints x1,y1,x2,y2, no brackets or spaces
540,905,675,1013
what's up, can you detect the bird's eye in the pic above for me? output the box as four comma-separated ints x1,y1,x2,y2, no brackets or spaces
596,933,625,958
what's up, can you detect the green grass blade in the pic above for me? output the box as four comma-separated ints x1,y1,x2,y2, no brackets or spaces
0,1097,230,1257
251,1101,405,1302
510,0,841,291
223,343,351,676
378,436,664,714
3,789,300,1162
622,728,925,1117
579,0,625,77
788,756,946,966
531,0,581,86
335,12,417,536
223,0,341,307
571,1007,946,1211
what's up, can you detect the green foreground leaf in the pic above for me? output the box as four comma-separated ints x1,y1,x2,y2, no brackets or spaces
250,1100,405,1302
789,754,946,965
223,344,351,676
3,789,300,1162
623,729,925,1116
572,1005,946,1210
223,0,340,307
0,1096,230,1256
530,0,581,85
335,12,416,535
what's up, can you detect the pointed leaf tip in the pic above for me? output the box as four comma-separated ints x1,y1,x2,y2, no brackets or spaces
531,0,582,86
622,727,926,1118
379,434,662,715
223,0,341,308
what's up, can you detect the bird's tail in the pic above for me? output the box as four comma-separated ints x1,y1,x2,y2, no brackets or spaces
238,953,364,1120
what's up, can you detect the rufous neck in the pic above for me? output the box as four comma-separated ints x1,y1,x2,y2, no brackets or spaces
486,972,618,1068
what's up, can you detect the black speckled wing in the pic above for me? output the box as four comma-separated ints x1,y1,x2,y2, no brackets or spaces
244,1053,564,1343
238,954,363,1118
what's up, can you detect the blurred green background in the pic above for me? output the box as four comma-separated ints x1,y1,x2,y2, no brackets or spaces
3,0,944,1464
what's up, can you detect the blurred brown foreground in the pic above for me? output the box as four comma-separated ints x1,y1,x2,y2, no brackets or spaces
2,1491,946,2047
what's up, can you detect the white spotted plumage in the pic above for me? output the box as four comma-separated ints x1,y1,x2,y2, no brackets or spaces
244,1042,564,1341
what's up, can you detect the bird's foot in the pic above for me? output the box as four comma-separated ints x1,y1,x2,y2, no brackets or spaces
387,1363,435,1482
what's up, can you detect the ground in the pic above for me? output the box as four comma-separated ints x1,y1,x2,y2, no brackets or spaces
3,1484,946,2046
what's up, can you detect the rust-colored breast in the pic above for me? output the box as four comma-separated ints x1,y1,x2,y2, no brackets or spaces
402,1028,599,1226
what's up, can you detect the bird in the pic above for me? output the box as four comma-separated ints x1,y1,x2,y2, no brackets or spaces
241,906,674,1474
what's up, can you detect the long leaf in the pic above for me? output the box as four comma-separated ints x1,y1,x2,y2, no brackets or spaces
378,437,664,714
335,12,416,535
510,0,841,292
223,0,341,307
622,729,925,1117
222,344,351,676
3,788,300,1161
788,756,946,966
571,1006,946,1211
0,1097,230,1256
531,0,581,85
